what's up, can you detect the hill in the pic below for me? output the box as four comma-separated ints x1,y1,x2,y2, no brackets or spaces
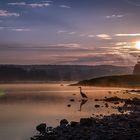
0,65,133,82
74,75,140,87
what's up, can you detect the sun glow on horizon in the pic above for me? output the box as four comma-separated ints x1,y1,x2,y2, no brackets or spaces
135,41,140,50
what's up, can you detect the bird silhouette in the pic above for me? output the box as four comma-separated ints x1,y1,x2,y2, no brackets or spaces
79,87,88,98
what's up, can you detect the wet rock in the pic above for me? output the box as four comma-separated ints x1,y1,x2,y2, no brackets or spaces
94,99,99,101
104,96,122,102
36,123,46,134
114,102,119,105
70,99,75,102
95,104,100,108
67,104,71,107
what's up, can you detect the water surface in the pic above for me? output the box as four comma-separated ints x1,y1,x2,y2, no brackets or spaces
0,83,138,140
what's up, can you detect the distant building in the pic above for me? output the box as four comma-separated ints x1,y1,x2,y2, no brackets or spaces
133,56,140,75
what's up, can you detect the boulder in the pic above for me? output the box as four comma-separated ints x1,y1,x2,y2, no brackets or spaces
36,123,46,134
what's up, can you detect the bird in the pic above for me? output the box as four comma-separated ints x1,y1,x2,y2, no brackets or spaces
79,87,88,98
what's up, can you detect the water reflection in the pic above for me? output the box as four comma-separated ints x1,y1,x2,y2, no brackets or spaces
79,99,88,111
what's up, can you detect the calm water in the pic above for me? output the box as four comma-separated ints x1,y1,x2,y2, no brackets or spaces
0,83,138,140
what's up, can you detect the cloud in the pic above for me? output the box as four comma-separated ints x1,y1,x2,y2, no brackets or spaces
124,0,140,7
96,34,112,39
106,14,124,19
0,27,4,30
115,42,128,46
57,30,67,34
28,3,50,8
0,10,19,17
8,2,26,6
59,5,71,9
11,28,31,32
115,33,140,37
0,27,31,32
8,2,50,8
57,30,77,35
115,42,132,49
68,32,77,35
88,35,95,38
49,43,80,48
79,34,86,37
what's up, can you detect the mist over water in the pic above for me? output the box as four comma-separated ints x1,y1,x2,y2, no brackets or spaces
0,83,138,140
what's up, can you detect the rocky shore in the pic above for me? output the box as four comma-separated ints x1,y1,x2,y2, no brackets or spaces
30,95,140,140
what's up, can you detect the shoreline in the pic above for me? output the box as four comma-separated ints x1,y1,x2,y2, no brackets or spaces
30,96,140,140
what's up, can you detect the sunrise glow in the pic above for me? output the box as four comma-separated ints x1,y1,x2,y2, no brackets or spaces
135,41,140,50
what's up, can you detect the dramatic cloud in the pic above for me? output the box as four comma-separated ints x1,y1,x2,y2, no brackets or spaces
0,0,140,66
0,10,19,17
115,33,140,37
96,34,112,39
106,14,124,19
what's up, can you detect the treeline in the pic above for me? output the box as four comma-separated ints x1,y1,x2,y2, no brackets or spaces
0,65,133,82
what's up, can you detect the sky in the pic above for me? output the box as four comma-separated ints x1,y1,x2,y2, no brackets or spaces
0,0,140,66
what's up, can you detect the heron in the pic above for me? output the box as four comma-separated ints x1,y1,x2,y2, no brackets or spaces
79,87,88,98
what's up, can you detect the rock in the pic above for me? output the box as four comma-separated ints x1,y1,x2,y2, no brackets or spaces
104,96,122,102
70,121,78,127
70,99,75,102
95,104,100,108
114,102,119,105
36,123,46,134
80,118,93,126
60,119,69,126
67,104,71,107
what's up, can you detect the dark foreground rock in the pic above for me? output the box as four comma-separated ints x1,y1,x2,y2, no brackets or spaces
30,98,140,140
30,113,140,140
